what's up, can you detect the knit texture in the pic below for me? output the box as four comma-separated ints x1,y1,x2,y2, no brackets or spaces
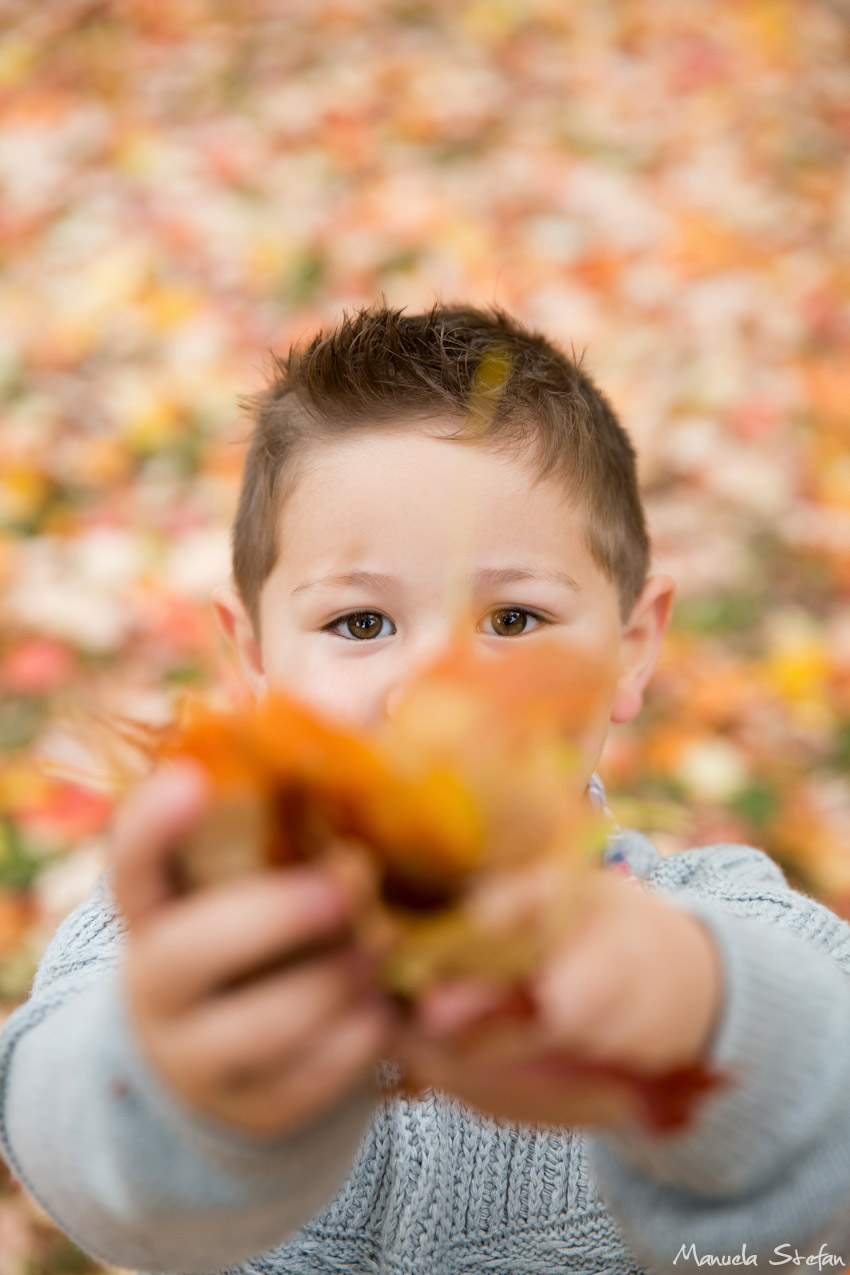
4,803,850,1273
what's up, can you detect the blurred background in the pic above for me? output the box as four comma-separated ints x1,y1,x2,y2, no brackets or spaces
0,1,849,1269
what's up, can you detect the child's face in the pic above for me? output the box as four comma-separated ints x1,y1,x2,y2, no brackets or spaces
214,425,673,787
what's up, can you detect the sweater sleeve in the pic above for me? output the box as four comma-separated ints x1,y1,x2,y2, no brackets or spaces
586,843,850,1272
0,868,380,1274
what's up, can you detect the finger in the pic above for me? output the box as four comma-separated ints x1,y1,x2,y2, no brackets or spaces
452,1064,636,1128
167,949,381,1089
466,861,557,927
415,978,512,1038
212,1002,393,1138
396,1039,636,1128
129,866,351,1015
318,837,381,916
111,761,212,928
533,928,629,1060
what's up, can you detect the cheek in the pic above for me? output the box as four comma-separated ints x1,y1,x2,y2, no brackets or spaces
569,667,621,777
263,643,383,730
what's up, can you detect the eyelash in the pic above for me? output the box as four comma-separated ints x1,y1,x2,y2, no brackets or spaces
321,607,550,641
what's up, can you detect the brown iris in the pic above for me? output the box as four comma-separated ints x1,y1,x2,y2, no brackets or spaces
345,612,384,639
491,608,529,636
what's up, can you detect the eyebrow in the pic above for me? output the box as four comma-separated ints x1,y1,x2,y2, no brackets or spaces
291,565,582,597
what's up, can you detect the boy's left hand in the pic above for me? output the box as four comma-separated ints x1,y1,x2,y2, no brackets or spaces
388,870,724,1130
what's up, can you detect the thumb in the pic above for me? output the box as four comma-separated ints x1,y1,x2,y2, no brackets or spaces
110,760,211,930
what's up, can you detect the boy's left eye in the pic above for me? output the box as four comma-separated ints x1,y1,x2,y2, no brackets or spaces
321,607,548,641
483,607,547,637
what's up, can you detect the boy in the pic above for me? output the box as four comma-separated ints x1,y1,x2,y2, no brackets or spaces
2,301,850,1274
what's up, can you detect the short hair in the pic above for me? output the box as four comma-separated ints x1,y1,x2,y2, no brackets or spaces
232,300,650,638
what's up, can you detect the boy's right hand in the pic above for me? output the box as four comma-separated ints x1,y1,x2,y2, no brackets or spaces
111,761,395,1140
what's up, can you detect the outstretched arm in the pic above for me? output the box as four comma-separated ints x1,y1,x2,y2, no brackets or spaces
390,836,850,1269
0,765,387,1273
586,842,850,1271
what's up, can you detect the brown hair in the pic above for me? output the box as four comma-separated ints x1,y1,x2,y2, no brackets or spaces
232,300,650,638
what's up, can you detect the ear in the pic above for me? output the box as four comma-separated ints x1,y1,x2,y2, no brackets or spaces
211,583,267,700
610,574,675,725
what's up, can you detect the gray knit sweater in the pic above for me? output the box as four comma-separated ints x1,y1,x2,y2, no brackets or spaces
3,817,850,1274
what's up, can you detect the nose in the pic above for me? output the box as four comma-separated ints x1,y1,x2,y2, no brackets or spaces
379,611,478,723
381,636,458,722
384,658,437,720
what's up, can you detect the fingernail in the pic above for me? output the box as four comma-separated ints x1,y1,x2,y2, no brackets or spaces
157,762,209,806
306,877,346,924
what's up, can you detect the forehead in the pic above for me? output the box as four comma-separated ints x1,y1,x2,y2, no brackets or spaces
268,427,609,596
278,427,567,540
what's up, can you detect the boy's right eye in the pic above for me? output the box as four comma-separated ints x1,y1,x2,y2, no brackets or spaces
322,611,395,641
